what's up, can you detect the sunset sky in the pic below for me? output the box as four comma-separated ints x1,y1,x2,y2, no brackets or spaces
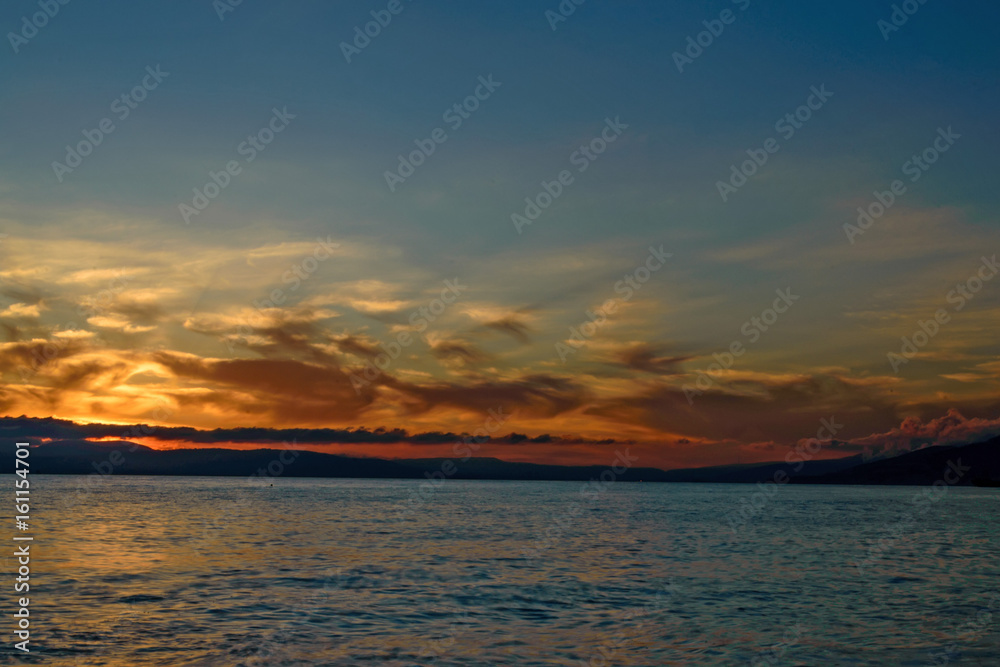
1,0,999,469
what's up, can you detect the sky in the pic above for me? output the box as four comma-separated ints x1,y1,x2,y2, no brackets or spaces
1,0,999,469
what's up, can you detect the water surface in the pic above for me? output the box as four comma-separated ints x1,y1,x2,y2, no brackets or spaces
7,476,1000,665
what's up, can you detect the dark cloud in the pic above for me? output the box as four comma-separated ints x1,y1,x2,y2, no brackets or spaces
2,323,21,342
104,299,166,326
494,432,621,445
151,351,370,423
245,320,342,366
0,416,624,447
0,284,44,305
430,339,490,364
0,339,92,376
387,373,592,420
187,306,343,366
484,316,532,344
333,334,381,359
54,359,130,390
587,373,901,445
617,343,694,375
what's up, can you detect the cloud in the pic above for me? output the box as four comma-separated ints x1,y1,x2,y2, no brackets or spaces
0,303,40,318
0,415,624,447
53,329,96,340
185,305,342,365
87,315,156,333
825,408,1000,457
708,206,999,270
483,315,532,343
0,338,92,376
55,268,144,286
0,282,45,305
616,343,693,375
389,373,593,420
244,240,348,266
149,351,372,424
307,280,412,315
98,290,173,325
429,338,490,364
332,333,382,359
587,372,901,446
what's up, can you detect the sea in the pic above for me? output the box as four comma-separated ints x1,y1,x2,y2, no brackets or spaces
4,475,999,665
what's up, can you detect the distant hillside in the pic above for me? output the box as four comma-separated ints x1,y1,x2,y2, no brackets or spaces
0,440,423,479
393,456,672,481
654,456,864,483
792,437,1000,486
1,437,997,485
0,439,863,483
2,440,670,482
